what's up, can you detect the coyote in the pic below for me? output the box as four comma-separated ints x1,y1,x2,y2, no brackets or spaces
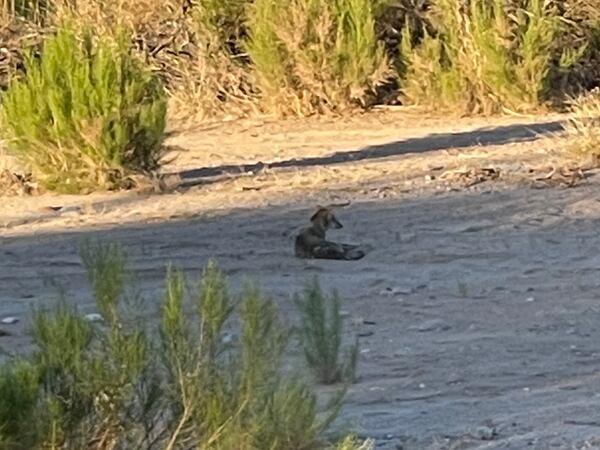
294,206,365,260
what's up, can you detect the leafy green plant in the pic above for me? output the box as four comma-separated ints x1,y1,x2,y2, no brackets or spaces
295,276,359,385
0,23,166,193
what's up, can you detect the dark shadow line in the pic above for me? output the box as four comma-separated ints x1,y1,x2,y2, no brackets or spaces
170,120,564,188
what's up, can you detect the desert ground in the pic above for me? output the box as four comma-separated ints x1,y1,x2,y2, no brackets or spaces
4,109,600,449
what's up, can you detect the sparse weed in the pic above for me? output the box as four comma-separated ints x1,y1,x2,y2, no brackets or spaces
333,435,375,450
295,276,359,385
457,280,468,298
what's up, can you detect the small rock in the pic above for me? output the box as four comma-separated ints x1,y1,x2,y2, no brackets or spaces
379,286,413,296
526,297,535,302
412,319,451,332
418,383,426,389
1,317,18,324
351,317,365,326
340,310,351,318
222,332,233,344
0,328,10,336
475,426,497,440
84,313,104,322
357,331,374,338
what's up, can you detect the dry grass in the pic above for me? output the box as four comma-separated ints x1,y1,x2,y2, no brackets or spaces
246,0,392,117
400,0,583,115
561,87,600,166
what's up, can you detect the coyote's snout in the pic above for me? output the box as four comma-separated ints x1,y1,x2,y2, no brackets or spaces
294,206,365,261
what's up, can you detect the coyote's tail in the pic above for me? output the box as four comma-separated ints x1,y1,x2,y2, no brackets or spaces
312,243,365,261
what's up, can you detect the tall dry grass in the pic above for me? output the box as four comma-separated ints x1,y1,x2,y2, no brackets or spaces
561,88,600,166
246,0,392,116
400,0,584,115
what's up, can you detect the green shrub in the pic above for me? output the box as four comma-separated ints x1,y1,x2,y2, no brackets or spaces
400,0,582,114
0,241,363,449
246,0,390,115
295,276,359,385
0,360,41,448
0,23,166,193
161,265,342,450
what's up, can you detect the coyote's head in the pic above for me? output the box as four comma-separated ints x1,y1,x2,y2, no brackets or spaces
310,206,343,230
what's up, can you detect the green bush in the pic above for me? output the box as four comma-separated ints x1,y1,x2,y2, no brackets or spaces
0,242,366,450
246,0,390,115
400,0,583,114
295,276,359,385
0,360,41,448
0,23,166,193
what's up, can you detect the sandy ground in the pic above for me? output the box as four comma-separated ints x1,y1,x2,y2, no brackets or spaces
3,109,600,449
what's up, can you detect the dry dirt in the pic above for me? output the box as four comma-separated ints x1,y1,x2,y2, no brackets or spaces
3,108,600,449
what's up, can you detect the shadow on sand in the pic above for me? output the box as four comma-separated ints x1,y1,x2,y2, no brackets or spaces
170,119,564,187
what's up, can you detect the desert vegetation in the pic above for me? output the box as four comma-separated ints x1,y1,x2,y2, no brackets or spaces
1,0,600,192
0,240,367,450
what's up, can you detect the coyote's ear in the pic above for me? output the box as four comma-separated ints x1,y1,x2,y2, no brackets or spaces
310,205,326,222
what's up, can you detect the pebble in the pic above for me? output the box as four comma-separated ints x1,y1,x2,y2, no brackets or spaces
84,313,104,322
379,286,413,296
1,317,18,324
412,319,451,332
475,425,497,440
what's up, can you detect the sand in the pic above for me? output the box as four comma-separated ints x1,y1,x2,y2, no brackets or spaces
3,109,600,449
